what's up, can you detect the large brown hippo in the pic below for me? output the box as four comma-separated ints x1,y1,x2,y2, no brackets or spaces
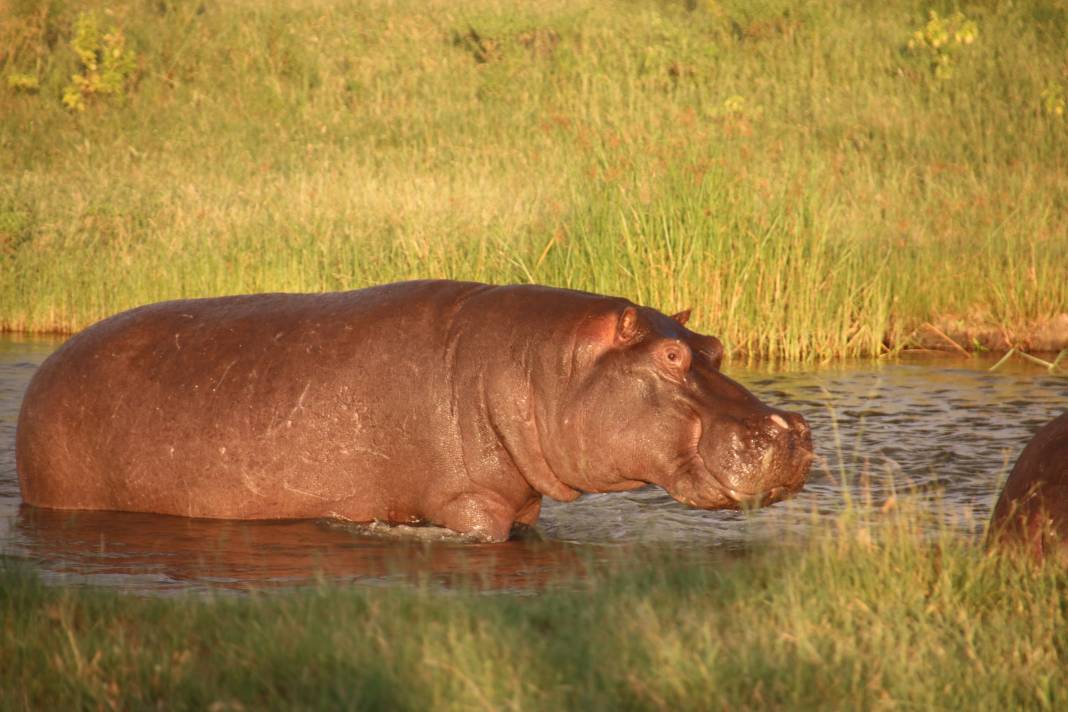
16,280,812,542
988,411,1068,561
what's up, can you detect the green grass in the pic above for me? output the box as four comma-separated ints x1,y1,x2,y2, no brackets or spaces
3,501,1067,709
2,0,1067,358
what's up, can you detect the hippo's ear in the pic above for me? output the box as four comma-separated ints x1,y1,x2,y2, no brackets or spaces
670,309,692,326
617,307,639,342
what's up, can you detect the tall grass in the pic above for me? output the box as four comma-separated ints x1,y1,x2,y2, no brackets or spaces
3,497,1067,709
2,0,1066,358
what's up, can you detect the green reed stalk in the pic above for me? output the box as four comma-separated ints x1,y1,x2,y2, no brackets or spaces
2,0,1066,359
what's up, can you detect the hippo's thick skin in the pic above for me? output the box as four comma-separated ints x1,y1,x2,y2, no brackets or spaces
17,281,813,541
988,411,1068,561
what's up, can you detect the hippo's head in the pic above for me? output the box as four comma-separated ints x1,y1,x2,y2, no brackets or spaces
539,302,812,510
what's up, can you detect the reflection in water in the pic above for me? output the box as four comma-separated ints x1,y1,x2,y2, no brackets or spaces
2,336,1066,593
15,507,584,594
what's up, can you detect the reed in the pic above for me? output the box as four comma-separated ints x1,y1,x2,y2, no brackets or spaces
2,0,1066,359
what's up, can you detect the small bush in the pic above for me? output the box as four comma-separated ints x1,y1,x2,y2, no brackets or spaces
61,11,137,111
906,9,978,80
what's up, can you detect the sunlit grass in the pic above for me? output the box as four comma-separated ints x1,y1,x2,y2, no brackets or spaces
2,493,1066,709
2,0,1066,358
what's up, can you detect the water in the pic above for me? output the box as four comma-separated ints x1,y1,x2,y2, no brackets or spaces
1,335,1065,593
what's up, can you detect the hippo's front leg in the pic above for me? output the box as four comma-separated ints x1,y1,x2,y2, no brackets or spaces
438,492,518,543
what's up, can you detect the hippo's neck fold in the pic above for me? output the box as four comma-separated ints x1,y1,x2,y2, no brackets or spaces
443,285,601,504
484,384,582,503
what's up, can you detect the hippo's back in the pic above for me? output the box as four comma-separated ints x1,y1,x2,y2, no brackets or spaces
15,281,486,518
988,411,1068,559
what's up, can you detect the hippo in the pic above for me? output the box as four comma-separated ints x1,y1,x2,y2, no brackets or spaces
988,411,1068,561
16,280,813,542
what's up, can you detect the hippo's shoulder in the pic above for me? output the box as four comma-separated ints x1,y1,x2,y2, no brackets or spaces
1012,411,1068,483
458,283,634,317
1031,411,1068,446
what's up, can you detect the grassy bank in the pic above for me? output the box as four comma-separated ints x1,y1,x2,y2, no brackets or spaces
2,0,1067,358
3,505,1068,709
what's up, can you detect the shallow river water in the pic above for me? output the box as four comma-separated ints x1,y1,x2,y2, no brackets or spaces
1,335,1065,593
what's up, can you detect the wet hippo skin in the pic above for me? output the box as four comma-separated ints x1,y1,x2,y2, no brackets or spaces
988,411,1068,560
16,280,813,542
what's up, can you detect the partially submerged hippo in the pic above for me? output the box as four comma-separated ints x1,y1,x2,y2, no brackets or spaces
988,411,1068,561
16,280,812,542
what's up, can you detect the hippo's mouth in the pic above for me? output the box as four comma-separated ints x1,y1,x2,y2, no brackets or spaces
681,470,807,510
720,480,805,508
677,416,812,510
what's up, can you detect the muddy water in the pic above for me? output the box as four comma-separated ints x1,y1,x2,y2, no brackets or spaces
1,335,1065,593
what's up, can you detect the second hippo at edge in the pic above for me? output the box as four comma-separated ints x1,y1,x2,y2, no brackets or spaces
989,411,1068,561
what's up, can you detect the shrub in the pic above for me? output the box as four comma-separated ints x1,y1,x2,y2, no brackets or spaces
906,9,978,80
61,11,137,111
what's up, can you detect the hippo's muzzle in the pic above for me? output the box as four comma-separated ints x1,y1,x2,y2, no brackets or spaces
677,408,813,510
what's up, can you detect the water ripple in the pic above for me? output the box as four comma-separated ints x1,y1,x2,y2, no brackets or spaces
1,337,1065,592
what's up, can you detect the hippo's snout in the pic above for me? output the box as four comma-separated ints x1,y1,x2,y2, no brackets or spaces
687,409,813,510
766,411,814,495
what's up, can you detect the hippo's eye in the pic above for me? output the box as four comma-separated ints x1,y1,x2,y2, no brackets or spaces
657,341,691,377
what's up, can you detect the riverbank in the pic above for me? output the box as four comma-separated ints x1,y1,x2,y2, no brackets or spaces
902,314,1068,357
2,0,1066,360
3,502,1067,710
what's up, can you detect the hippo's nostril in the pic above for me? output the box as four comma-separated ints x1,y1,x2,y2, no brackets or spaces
781,412,810,436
